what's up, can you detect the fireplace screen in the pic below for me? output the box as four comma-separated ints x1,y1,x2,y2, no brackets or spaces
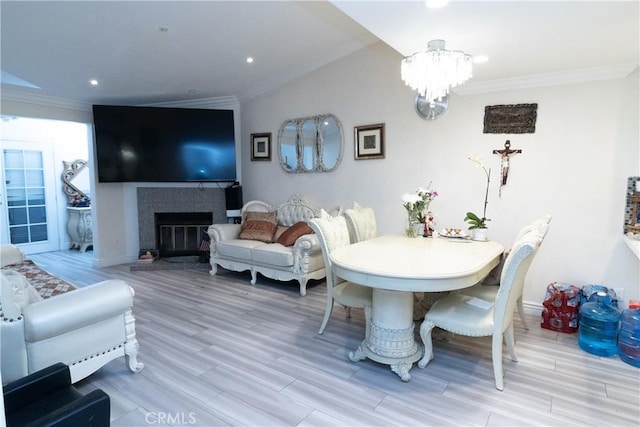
155,212,212,257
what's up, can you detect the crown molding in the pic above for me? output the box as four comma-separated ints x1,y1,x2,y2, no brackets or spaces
144,96,240,110
0,86,241,114
1,86,92,113
455,62,639,96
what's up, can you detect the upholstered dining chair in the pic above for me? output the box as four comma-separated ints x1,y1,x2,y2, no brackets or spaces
418,228,543,390
343,202,377,244
458,215,552,330
309,210,372,336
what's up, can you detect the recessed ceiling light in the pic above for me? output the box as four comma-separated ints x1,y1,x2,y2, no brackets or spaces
159,27,169,32
89,79,99,86
246,57,254,64
473,55,489,64
426,0,449,8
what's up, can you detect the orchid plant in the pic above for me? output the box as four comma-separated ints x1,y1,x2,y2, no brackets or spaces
465,156,491,229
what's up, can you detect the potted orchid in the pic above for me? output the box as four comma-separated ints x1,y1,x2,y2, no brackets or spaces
402,185,438,237
465,156,491,240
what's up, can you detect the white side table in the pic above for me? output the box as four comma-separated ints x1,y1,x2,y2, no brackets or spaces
67,207,93,252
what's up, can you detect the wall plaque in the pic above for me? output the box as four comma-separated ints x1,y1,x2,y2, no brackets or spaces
483,103,537,134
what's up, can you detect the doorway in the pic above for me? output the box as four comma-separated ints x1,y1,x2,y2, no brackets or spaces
0,117,91,256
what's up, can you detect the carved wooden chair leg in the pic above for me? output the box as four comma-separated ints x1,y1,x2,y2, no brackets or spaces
318,299,335,335
418,320,436,368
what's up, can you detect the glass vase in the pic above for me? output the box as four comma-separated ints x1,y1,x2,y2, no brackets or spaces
405,220,420,238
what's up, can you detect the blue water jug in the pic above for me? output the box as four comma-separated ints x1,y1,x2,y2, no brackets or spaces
578,291,620,356
618,308,640,367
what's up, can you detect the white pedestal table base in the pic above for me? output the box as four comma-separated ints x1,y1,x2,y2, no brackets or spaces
348,289,422,381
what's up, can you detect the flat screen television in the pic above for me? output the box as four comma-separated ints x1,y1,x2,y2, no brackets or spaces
92,105,236,183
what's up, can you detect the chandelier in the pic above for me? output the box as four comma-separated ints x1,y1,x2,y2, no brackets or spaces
401,39,473,105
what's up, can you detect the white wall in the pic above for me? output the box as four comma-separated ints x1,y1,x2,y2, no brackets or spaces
240,42,640,308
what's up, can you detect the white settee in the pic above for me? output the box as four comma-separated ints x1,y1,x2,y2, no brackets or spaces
0,244,144,385
207,194,330,296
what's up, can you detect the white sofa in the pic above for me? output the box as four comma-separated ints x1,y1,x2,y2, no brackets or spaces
0,244,144,385
207,194,331,296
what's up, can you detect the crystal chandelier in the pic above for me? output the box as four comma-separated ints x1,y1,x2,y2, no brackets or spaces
401,39,473,105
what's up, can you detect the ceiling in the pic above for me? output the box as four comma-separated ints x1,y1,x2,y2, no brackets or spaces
1,1,638,107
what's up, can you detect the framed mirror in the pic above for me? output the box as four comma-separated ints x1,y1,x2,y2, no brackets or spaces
61,159,90,204
277,114,343,173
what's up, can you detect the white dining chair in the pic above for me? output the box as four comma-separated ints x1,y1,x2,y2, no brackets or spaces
418,228,543,390
458,215,552,330
309,210,372,336
343,202,377,244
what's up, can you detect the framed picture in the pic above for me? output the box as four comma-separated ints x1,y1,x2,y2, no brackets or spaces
354,123,385,160
251,133,271,161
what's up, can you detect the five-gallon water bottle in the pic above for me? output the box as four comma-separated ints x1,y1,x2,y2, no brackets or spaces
578,291,621,356
618,308,640,367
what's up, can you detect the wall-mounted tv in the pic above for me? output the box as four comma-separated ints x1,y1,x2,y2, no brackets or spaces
92,105,236,183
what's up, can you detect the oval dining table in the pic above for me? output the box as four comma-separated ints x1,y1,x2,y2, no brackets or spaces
330,234,504,381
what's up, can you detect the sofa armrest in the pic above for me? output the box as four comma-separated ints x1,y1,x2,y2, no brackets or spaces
4,362,111,427
293,233,321,253
3,362,72,412
292,233,321,268
22,280,134,343
208,223,241,242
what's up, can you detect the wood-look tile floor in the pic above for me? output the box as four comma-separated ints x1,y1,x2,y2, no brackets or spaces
30,250,640,427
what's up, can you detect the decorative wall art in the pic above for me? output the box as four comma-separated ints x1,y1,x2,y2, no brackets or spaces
251,133,271,161
492,140,522,196
483,103,538,134
354,123,385,160
61,159,90,204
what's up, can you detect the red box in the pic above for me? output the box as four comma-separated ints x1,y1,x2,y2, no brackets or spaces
541,282,580,333
629,299,640,309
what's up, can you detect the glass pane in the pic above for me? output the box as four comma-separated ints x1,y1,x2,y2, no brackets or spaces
23,151,43,169
30,224,48,242
160,227,172,251
29,206,47,223
8,207,27,225
27,188,45,205
5,170,25,188
175,228,185,250
25,170,44,187
187,226,198,249
6,189,26,206
3,150,24,168
10,226,29,244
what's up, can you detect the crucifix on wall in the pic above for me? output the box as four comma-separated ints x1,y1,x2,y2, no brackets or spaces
493,140,522,196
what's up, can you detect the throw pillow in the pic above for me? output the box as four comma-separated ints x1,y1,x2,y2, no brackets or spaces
239,211,278,243
276,221,314,246
274,225,289,241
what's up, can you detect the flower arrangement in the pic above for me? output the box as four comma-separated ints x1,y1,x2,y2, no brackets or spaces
402,185,438,225
464,156,491,230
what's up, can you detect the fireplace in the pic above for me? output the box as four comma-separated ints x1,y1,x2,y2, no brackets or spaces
154,212,212,258
137,187,227,258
